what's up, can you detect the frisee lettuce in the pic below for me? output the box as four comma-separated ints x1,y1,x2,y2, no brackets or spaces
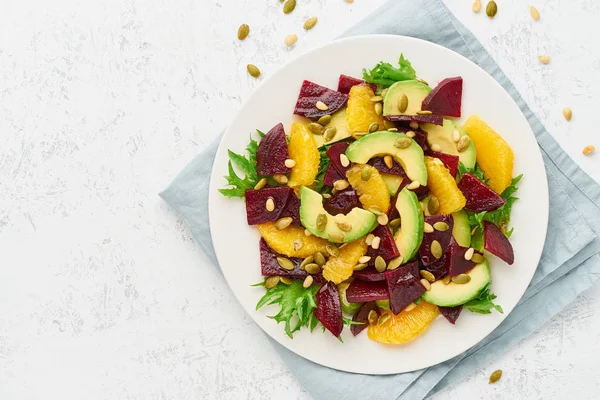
218,130,265,198
362,54,417,88
464,283,503,314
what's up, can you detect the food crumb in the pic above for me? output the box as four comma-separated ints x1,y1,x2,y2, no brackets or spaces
583,145,595,156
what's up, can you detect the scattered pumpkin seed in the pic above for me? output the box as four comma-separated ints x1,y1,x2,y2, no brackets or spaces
390,218,402,228
293,238,304,251
434,222,449,232
326,244,340,257
284,159,296,168
308,122,325,135
304,263,321,275
280,276,293,285
416,77,429,86
300,256,314,269
407,180,420,190
538,55,550,64
486,0,498,18
416,110,432,115
387,256,403,270
404,303,417,312
324,127,337,142
354,263,368,271
303,17,318,30
344,0,354,3
317,115,332,126
368,206,384,216
377,214,389,226
331,188,338,195
361,166,372,181
339,154,350,167
443,275,451,285
336,221,353,232
489,369,503,384
275,217,293,230
423,222,434,233
406,130,416,138
464,247,475,261
387,127,399,132
329,232,345,242
471,253,485,263
247,64,261,78
383,155,394,169
354,131,369,137
265,276,280,288
563,107,572,121
374,256,387,272
366,233,375,246
453,129,461,143
368,122,379,133
273,174,288,184
377,313,391,325
583,145,595,156
333,179,349,191
452,274,471,284
374,102,383,116
420,278,432,291
431,240,443,259
316,100,329,111
428,196,440,214
265,198,275,212
457,135,471,152
472,0,482,13
398,94,409,113
409,121,419,130
314,251,326,266
420,270,436,283
430,143,442,153
254,177,267,190
530,5,540,21
304,228,312,236
394,137,412,149
277,257,295,271
283,0,296,14
368,310,379,326
284,33,298,47
369,95,382,102
316,213,327,232
380,88,388,97
371,236,381,250
303,275,314,288
237,24,250,40
358,256,371,264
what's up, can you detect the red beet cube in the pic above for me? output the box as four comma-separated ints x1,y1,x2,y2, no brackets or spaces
324,189,360,216
419,215,454,266
421,77,463,118
384,114,444,126
256,123,291,176
323,164,345,186
369,156,407,176
314,282,344,337
279,193,301,226
337,74,376,95
446,238,478,277
351,302,378,336
428,151,459,177
439,306,462,324
458,173,507,212
245,186,292,225
327,142,351,176
346,280,389,303
366,225,400,265
385,261,426,314
484,221,514,265
293,80,348,119
260,239,308,278
422,254,448,280
353,267,387,282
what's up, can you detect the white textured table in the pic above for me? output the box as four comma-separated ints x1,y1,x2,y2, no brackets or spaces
2,1,599,399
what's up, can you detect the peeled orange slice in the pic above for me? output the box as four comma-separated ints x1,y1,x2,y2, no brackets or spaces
346,164,390,213
288,122,320,190
257,222,328,258
368,301,439,344
425,156,466,215
322,238,367,284
346,84,385,138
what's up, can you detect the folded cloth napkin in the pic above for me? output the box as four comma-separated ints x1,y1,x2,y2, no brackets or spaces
160,0,600,398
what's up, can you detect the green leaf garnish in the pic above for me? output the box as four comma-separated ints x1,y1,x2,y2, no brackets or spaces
313,145,332,195
464,283,504,314
218,131,262,198
362,54,417,88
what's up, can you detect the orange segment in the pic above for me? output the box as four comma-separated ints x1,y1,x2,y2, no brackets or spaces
368,301,439,344
257,222,328,258
346,84,385,138
346,164,390,212
288,122,320,189
425,156,466,215
462,115,514,194
322,238,367,284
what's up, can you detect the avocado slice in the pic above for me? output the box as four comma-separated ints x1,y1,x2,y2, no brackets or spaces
311,108,352,147
345,131,427,184
421,119,477,169
421,260,491,307
452,211,471,247
383,80,432,116
299,187,377,243
381,174,403,196
338,283,363,315
393,188,424,263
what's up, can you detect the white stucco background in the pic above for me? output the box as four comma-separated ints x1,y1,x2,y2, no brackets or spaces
1,0,599,399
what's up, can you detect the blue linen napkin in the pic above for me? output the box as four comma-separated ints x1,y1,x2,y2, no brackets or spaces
160,0,600,398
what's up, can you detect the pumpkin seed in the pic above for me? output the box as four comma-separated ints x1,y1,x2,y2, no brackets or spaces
316,101,329,111
368,206,384,216
431,240,443,259
530,5,540,21
339,154,350,167
489,369,503,384
265,198,275,212
368,310,379,326
366,233,375,246
420,270,436,283
303,275,314,288
371,236,381,250
420,278,432,291
389,218,402,228
353,263,368,271
443,275,451,285
471,253,485,264
354,131,369,137
394,137,412,149
416,110,432,115
452,274,471,284
416,77,429,86
316,213,327,231
563,107,572,121
293,238,304,251
387,127,398,132
254,177,267,190
434,222,449,232
423,222,434,233
275,217,293,230
407,180,420,190
304,228,312,236
284,159,296,168
284,33,298,47
429,144,441,154
583,145,595,156
486,0,498,18
264,276,280,289
333,179,349,191
369,95,382,102
273,174,288,184
300,256,314,269
428,196,440,214
404,303,417,312
355,256,369,264
361,166,372,181
538,55,550,64
277,257,295,271
398,94,409,113
323,127,337,142
368,122,379,133
280,276,293,285
314,251,326,266
472,0,481,13
322,194,331,199
304,263,321,275
247,64,261,78
453,129,461,143
383,155,394,169
237,24,250,40
329,232,345,242
409,121,419,130
303,17,318,30
374,102,383,116
377,313,391,325
377,214,389,226
318,115,332,126
387,256,403,270
456,135,471,152
406,130,416,138
464,247,475,261
336,221,352,232
308,122,325,135
326,244,340,257
283,0,296,14
380,88,388,97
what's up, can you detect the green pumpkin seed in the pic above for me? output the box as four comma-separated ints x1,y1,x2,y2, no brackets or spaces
433,222,449,232
361,166,372,181
387,256,403,270
389,218,402,228
316,213,327,232
272,174,288,184
387,127,399,132
383,155,394,169
333,179,349,191
280,276,293,285
451,274,471,284
374,102,383,116
377,214,389,226
377,313,391,325
427,196,440,214
264,276,280,289
293,239,304,251
489,369,502,384
277,257,295,271
457,135,471,152
314,252,326,266
486,0,498,18
368,122,379,133
423,222,434,233
284,33,298,47
354,263,368,271
431,240,443,259
326,244,340,257
398,94,408,113
303,275,314,288
368,206,384,216
419,270,436,283
308,122,325,135
247,64,261,78
303,17,318,30
275,217,293,230
443,276,451,285
416,110,432,115
237,24,250,40
329,232,345,242
471,253,485,264
404,302,417,312
304,263,321,274
254,178,267,190
318,115,332,126
368,310,379,326
375,256,387,273
336,221,352,232
324,127,337,142
420,278,431,291
416,77,429,86
304,228,312,236
300,256,314,269
394,137,412,149
283,0,296,14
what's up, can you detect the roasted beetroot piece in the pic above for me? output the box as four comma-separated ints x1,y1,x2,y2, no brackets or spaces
337,74,376,95
324,190,360,216
413,185,430,201
367,225,400,265
439,305,462,324
428,151,459,177
353,267,387,282
327,142,351,176
445,238,478,276
256,123,291,176
385,114,444,126
279,193,301,226
260,239,308,278
346,280,389,303
484,221,514,265
385,261,426,314
351,302,378,336
324,164,345,186
387,187,403,221
422,254,448,280
314,282,344,337
421,77,463,118
458,173,507,212
245,186,292,225
419,215,454,266
294,80,348,119
369,157,407,176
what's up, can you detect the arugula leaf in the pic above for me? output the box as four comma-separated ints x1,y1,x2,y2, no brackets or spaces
313,145,332,195
256,280,320,338
362,54,417,88
218,131,262,198
464,283,504,314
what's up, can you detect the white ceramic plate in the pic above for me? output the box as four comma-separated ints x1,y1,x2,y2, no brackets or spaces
208,35,549,374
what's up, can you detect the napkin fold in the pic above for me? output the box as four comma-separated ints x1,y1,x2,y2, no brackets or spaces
160,0,600,398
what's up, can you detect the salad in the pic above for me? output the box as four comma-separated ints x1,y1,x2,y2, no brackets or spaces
219,54,521,343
